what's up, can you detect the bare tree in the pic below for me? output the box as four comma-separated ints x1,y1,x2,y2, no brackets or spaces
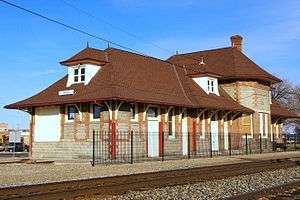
271,79,300,135
271,79,297,111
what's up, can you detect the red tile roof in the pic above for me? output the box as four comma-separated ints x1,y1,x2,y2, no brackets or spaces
271,102,299,119
167,47,281,84
5,47,252,113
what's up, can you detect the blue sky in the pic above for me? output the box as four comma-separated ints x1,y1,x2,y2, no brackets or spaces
0,0,299,128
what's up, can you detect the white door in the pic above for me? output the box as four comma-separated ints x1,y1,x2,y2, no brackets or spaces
211,120,219,151
35,106,60,142
147,107,159,157
182,113,188,155
224,121,229,150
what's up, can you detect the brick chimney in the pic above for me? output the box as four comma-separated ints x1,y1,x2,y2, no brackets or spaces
230,35,243,51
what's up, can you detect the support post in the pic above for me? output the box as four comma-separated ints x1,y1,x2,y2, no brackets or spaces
272,132,276,152
210,131,213,158
92,130,95,167
162,131,164,162
245,133,248,155
259,134,262,154
111,122,116,160
284,133,287,152
229,132,232,156
130,130,134,164
188,131,190,159
295,133,297,151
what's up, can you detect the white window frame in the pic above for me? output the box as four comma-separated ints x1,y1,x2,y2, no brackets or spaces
130,103,138,122
259,112,268,138
74,65,86,83
198,113,205,139
168,108,175,139
207,79,215,93
275,123,279,138
65,104,81,122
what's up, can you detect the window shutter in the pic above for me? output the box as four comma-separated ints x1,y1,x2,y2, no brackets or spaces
242,114,251,134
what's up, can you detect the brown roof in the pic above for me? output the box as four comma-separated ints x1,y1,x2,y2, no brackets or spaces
5,47,252,113
271,102,299,119
167,47,281,84
60,47,108,66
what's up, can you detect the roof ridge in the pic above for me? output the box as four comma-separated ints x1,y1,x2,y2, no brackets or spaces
230,48,238,77
172,65,194,106
169,46,232,58
106,47,187,70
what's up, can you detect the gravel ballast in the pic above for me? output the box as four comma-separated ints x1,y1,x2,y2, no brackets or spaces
0,151,298,188
101,167,300,200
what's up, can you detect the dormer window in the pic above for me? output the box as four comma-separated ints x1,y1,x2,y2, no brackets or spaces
74,66,85,83
208,79,215,93
193,77,220,96
66,64,101,87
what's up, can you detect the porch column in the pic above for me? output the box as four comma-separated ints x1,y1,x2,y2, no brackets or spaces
29,107,35,159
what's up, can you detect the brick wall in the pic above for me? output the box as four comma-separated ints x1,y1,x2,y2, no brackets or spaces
221,81,272,138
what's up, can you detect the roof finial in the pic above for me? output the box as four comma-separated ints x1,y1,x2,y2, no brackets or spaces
107,42,111,48
199,57,205,65
86,41,89,48
176,50,179,55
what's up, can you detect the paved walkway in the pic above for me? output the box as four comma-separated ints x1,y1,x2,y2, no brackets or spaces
0,151,298,188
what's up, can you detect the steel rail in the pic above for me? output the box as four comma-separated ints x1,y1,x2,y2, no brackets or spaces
0,158,299,200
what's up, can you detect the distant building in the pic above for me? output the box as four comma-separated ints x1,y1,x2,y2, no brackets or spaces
0,123,9,145
0,123,8,132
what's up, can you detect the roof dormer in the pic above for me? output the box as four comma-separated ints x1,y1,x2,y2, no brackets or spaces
66,64,100,87
60,47,108,87
193,76,220,96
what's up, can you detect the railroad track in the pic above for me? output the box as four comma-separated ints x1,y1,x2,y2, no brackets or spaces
227,180,300,200
0,158,299,200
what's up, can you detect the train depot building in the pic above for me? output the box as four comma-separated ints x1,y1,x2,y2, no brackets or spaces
5,35,299,162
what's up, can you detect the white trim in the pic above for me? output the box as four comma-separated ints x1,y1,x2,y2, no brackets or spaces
115,101,124,120
257,110,271,114
259,112,268,139
143,105,150,121
200,114,206,139
264,113,269,137
74,65,85,84
104,101,113,120
276,123,280,138
250,114,253,137
165,107,173,123
168,108,176,139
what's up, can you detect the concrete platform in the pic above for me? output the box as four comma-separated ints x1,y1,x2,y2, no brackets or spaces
0,151,298,188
